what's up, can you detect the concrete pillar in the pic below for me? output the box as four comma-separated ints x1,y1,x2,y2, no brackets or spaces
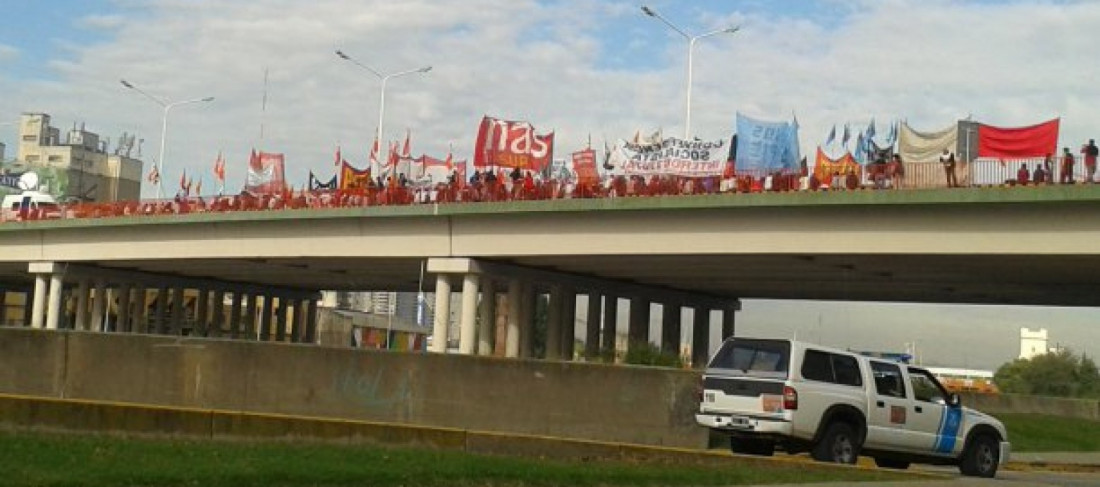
476,280,495,356
169,286,185,335
519,283,535,358
91,279,107,332
493,293,508,356
275,296,288,342
692,307,711,368
230,292,244,339
304,298,318,344
259,295,274,341
45,272,65,330
153,286,168,334
544,285,562,360
560,287,576,360
290,298,304,343
73,279,90,331
584,292,602,361
245,294,258,340
661,303,682,359
504,279,521,358
195,289,209,336
722,306,736,340
132,286,148,334
430,274,452,353
31,275,48,328
601,294,618,361
210,290,225,338
628,297,650,349
116,284,132,333
458,273,480,355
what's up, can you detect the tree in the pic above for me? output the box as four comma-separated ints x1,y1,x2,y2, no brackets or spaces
994,348,1100,398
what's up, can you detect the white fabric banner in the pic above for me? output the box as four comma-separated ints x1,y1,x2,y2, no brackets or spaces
606,137,728,177
899,122,958,164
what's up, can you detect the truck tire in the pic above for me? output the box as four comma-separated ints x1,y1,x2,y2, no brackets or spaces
729,437,775,457
811,422,860,464
959,435,999,478
873,457,910,470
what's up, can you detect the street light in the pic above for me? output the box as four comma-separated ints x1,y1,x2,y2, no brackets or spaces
642,5,739,139
335,49,431,177
120,79,214,199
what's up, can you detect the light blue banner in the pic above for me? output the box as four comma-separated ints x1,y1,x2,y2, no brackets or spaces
735,113,801,172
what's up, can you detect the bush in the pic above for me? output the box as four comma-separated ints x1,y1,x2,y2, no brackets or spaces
623,341,683,368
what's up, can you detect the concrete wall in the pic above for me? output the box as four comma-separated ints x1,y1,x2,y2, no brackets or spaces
961,392,1100,421
0,328,707,448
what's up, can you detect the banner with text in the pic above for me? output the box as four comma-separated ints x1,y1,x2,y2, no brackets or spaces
605,137,728,177
734,113,801,172
473,115,554,171
243,150,286,194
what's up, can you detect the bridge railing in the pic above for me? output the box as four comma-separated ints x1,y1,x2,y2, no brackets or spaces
3,161,1096,224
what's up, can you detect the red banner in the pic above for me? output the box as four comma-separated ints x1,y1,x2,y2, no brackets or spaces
978,119,1059,159
339,161,371,190
571,149,599,186
473,116,554,171
243,150,287,194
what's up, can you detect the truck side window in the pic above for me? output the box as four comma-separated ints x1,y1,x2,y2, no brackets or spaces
908,369,947,404
870,361,907,398
800,350,862,387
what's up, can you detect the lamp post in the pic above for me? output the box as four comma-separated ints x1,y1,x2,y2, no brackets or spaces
120,80,214,199
335,50,431,177
641,5,739,139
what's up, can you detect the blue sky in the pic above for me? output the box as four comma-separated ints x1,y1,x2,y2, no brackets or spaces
3,0,1100,370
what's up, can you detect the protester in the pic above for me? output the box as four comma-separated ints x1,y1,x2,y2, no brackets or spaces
1061,147,1076,184
1082,139,1098,183
940,148,958,188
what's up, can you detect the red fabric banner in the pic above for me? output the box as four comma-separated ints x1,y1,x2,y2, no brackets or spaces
473,115,554,171
977,119,1059,158
243,150,287,194
571,149,599,186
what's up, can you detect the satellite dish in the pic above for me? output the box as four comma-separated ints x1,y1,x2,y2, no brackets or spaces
17,172,39,191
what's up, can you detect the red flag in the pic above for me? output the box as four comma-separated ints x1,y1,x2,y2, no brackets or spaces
401,129,411,158
213,151,226,182
388,141,399,169
369,138,380,169
334,146,342,167
445,151,453,171
147,165,160,184
180,171,188,192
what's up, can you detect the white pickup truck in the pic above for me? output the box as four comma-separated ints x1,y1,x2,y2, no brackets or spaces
696,337,1010,478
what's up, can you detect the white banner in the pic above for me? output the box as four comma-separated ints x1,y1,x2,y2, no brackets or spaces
606,137,728,177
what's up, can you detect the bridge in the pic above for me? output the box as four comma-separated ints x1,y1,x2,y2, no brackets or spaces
2,185,1099,366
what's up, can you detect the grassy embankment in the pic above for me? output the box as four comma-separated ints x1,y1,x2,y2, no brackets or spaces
999,413,1100,452
0,431,917,487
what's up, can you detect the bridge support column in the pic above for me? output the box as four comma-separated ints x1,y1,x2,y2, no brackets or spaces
584,292,602,361
275,296,288,342
476,280,495,356
304,298,318,344
458,273,480,355
293,298,307,343
153,286,168,334
91,279,107,332
259,295,274,341
169,286,185,335
692,307,711,368
661,303,682,358
721,304,739,340
504,279,521,358
73,279,90,331
545,285,562,360
628,297,650,353
133,286,147,333
195,288,209,336
519,283,535,358
601,294,618,362
116,284,132,333
45,272,65,330
244,294,258,340
430,275,452,353
230,292,244,339
560,286,576,360
211,290,227,338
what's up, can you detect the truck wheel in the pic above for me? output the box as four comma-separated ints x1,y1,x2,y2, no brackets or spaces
959,435,999,478
730,437,775,457
812,422,860,464
873,457,910,470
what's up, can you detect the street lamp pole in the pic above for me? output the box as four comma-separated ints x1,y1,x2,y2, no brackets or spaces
120,80,214,199
335,50,431,177
642,6,739,139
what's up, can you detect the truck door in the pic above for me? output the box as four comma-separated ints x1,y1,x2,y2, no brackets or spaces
864,360,910,449
905,368,958,456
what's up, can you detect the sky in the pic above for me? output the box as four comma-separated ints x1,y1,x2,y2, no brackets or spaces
3,0,1099,370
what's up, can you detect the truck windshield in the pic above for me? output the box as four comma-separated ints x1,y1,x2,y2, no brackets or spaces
708,339,790,378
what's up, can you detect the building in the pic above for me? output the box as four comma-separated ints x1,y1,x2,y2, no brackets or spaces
1019,327,1061,360
3,113,143,202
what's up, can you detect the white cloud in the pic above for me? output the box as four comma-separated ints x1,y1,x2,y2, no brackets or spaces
79,14,126,30
0,44,18,62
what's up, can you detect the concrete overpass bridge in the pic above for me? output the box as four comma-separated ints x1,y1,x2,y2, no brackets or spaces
2,185,1099,366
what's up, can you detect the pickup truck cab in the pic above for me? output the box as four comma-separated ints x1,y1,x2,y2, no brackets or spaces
696,337,1010,477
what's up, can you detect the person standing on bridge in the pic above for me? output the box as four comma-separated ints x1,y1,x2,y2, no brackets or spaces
1061,147,1076,184
940,148,958,188
1081,139,1098,183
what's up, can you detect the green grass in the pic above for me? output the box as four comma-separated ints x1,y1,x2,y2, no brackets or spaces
1000,413,1100,452
0,432,915,487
